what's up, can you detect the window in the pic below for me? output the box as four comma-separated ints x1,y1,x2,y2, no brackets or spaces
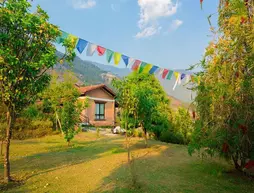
95,102,105,120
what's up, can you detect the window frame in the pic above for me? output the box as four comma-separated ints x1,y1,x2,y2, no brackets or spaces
95,101,106,120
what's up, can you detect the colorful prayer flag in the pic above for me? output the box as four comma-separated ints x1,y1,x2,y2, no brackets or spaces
114,52,122,65
121,55,129,67
174,72,179,79
173,72,180,90
166,70,174,80
162,69,169,79
149,66,159,74
129,58,135,66
86,43,97,56
143,64,153,74
97,46,106,56
181,73,186,80
132,60,141,71
185,74,190,84
139,62,147,73
106,49,114,63
56,30,68,44
76,39,88,54
155,68,164,76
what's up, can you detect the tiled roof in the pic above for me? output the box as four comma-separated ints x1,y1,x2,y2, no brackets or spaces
77,84,116,97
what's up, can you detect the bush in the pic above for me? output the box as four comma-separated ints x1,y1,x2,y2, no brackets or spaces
132,129,143,138
12,119,54,140
160,130,184,144
22,105,46,120
159,108,194,145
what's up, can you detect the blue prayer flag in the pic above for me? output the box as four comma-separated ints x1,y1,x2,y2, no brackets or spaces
121,55,129,67
181,73,186,80
76,39,88,54
149,66,159,74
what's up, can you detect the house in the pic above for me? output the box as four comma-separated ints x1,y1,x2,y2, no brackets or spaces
77,84,118,127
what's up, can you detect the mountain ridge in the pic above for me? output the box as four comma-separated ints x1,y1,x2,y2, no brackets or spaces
54,51,195,103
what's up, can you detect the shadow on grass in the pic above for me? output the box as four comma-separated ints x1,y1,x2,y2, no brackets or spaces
92,142,254,193
0,136,124,192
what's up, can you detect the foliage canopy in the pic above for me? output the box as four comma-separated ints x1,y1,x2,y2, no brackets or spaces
0,0,75,182
113,72,172,146
189,0,254,171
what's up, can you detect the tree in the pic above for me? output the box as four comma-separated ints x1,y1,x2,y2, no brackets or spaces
173,108,193,145
0,0,75,182
43,71,87,145
113,72,172,188
189,0,254,171
113,74,138,162
114,72,172,148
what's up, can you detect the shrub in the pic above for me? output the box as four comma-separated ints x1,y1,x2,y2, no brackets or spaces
12,119,54,140
173,108,194,144
132,129,143,138
160,130,184,144
159,108,194,145
22,105,46,120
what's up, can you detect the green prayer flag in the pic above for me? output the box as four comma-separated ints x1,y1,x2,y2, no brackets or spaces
167,70,174,80
106,49,114,63
56,31,68,44
139,62,147,73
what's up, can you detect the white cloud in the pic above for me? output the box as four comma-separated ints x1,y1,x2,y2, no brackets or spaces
169,19,183,31
135,0,178,38
135,25,161,38
71,0,96,9
138,0,178,28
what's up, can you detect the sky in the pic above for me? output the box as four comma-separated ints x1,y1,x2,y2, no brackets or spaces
31,0,219,70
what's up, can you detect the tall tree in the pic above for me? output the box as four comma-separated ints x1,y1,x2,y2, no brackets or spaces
43,71,87,145
113,74,138,162
0,0,75,182
114,72,172,148
189,0,254,171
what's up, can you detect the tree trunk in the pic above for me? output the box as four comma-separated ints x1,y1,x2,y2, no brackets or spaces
144,128,148,148
232,155,241,171
56,112,63,135
1,140,4,156
125,119,131,163
4,110,15,183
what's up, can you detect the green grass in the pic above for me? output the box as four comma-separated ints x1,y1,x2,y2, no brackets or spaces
0,133,253,193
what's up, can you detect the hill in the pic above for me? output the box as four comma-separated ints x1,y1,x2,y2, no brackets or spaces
54,51,194,108
92,62,196,103
55,51,107,85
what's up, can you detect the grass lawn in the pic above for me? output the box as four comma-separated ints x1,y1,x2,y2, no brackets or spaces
0,132,253,193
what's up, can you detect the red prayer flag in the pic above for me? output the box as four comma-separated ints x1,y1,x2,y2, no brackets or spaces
162,69,169,79
200,0,203,9
97,46,106,56
132,60,141,71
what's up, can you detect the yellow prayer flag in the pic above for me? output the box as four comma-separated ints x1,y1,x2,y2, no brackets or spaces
114,52,121,65
143,64,153,74
174,72,179,79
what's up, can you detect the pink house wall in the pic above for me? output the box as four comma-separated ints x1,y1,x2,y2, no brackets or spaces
79,88,115,127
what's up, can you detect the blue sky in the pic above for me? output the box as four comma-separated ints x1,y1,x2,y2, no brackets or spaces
31,0,218,70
